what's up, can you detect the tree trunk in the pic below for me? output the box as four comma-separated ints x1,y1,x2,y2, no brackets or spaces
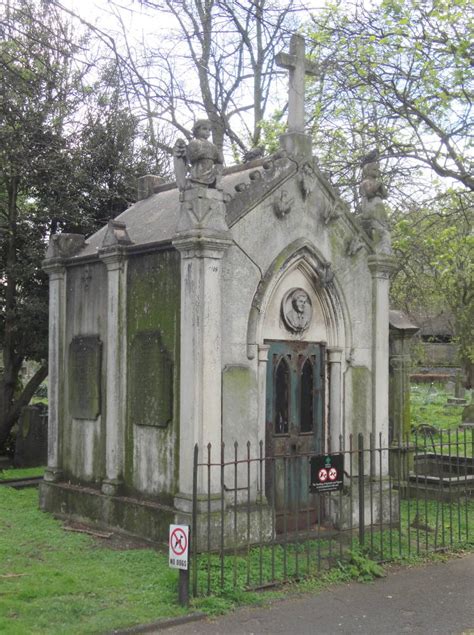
0,365,48,452
0,176,48,452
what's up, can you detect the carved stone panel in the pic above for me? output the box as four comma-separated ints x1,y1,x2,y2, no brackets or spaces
69,336,102,419
129,331,173,428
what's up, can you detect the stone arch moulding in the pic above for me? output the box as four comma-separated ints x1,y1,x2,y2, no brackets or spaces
246,239,353,360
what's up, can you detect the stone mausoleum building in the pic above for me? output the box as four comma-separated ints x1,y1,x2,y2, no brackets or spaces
40,35,398,542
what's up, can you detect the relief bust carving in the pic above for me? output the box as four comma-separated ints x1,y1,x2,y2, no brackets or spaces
281,288,313,333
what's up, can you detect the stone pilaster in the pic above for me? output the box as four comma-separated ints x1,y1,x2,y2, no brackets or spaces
42,233,85,482
328,347,343,450
173,188,232,511
257,345,270,447
368,255,397,473
389,312,419,444
98,247,128,495
42,260,66,483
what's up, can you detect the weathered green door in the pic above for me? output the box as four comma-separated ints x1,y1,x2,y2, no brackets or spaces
265,340,325,532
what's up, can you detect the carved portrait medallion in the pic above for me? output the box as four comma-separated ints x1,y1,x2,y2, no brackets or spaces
281,288,313,333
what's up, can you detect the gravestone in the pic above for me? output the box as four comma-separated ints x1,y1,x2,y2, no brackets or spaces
14,404,48,467
445,379,455,394
455,371,465,399
460,403,474,430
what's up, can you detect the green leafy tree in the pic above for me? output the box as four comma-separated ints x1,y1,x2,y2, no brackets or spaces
305,0,473,204
0,0,84,449
302,0,473,379
391,190,473,385
0,1,159,451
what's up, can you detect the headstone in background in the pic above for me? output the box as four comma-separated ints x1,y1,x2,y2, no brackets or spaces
14,404,48,467
445,379,455,394
460,403,474,430
455,371,465,399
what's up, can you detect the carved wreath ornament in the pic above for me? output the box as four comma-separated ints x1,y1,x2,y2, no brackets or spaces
281,288,313,333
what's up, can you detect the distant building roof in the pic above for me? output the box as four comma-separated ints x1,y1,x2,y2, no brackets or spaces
389,310,419,335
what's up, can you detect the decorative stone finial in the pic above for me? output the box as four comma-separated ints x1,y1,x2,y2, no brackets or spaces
137,174,165,200
45,233,85,260
173,119,224,192
101,220,132,248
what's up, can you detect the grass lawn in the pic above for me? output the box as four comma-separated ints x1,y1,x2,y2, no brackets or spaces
410,383,472,454
0,467,45,480
0,487,192,634
2,485,472,634
0,383,471,632
0,486,283,634
410,383,468,431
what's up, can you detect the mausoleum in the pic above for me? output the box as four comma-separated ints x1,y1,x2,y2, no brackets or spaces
40,35,396,543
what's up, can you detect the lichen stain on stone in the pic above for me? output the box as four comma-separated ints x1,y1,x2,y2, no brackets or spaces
351,366,371,436
329,229,342,258
223,365,257,433
125,250,180,493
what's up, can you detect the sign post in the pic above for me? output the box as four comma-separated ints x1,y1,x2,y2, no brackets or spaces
169,524,190,606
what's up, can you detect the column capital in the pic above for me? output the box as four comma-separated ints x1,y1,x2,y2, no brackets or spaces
367,254,397,279
258,344,271,363
98,245,128,270
327,347,343,363
389,353,410,368
42,258,66,278
172,232,233,259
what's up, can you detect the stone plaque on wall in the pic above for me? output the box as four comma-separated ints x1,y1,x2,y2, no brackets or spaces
69,335,102,419
129,331,173,428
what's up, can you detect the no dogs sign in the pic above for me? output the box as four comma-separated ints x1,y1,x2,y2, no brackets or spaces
310,454,344,493
169,524,189,570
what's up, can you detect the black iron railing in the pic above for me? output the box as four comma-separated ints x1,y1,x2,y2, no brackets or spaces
190,429,473,597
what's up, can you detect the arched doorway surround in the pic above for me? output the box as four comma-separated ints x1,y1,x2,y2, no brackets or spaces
246,240,352,530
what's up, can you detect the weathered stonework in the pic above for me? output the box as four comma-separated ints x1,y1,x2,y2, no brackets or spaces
41,37,395,546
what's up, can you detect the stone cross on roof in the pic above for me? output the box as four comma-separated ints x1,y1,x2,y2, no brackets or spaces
275,34,318,134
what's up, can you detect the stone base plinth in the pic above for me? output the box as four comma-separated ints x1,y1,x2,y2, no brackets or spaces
40,481,273,550
175,502,273,552
39,481,174,545
328,479,399,530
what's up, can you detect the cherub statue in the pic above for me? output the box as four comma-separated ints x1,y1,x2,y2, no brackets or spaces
173,119,224,191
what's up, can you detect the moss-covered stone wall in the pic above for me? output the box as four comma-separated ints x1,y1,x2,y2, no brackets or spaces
63,262,107,483
125,249,180,499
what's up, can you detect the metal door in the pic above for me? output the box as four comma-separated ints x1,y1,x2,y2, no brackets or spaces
265,340,325,532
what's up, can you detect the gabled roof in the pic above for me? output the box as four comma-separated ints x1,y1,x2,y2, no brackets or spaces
69,152,365,261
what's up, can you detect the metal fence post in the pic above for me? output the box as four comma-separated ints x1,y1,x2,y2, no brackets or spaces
358,433,365,547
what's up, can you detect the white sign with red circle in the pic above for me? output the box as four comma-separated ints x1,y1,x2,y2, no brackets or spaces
318,468,328,482
328,467,338,481
169,524,189,570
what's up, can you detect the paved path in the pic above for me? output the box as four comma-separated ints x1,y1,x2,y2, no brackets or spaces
166,553,474,635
